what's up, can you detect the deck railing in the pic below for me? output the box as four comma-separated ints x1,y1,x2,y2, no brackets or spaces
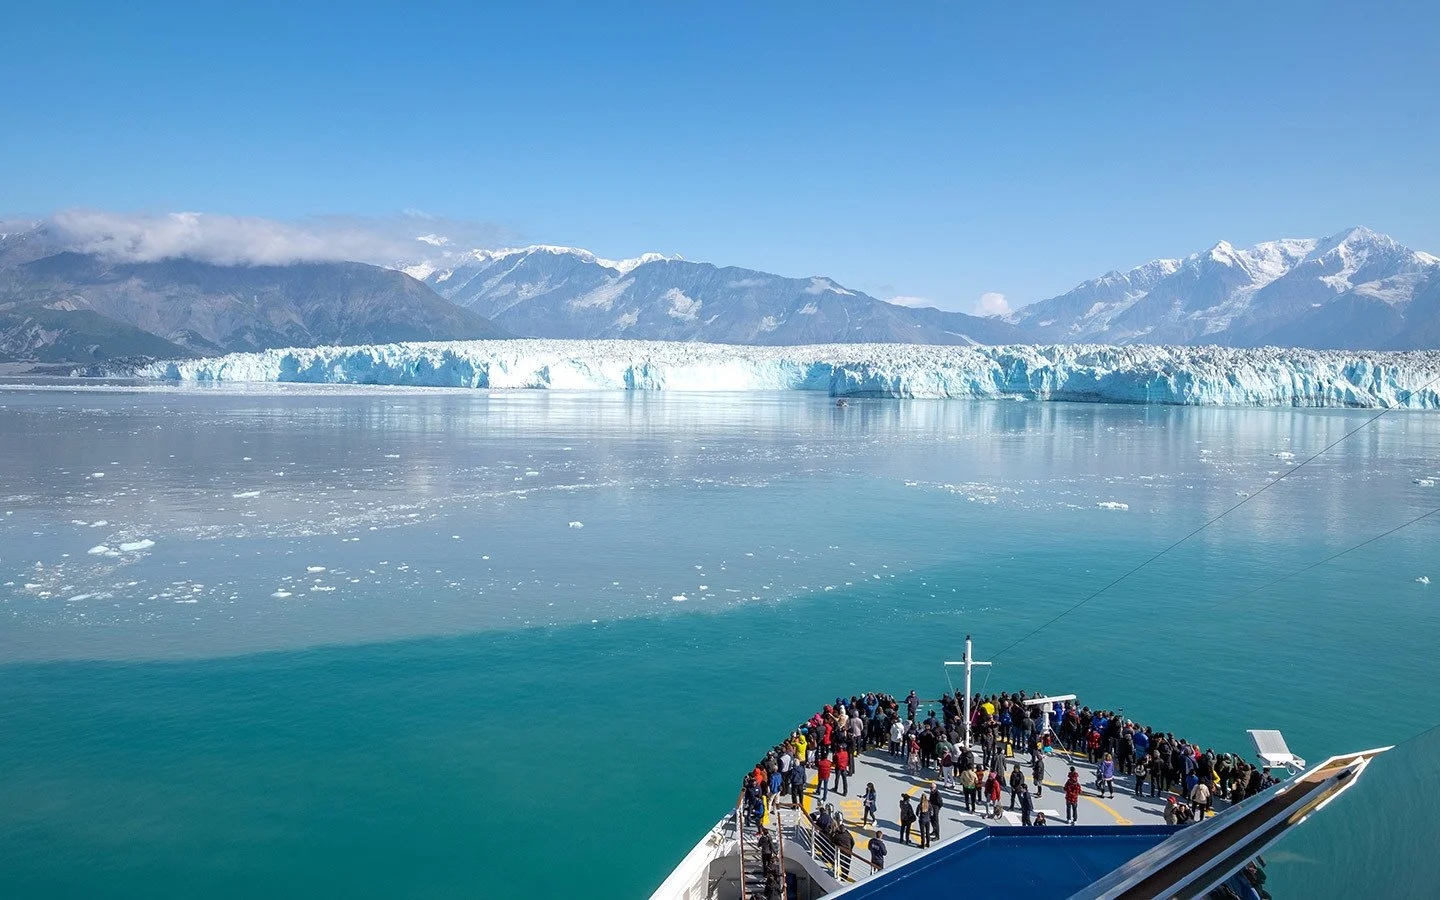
789,811,878,883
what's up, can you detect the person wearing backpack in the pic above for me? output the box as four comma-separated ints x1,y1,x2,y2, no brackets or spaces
960,765,979,813
898,794,917,845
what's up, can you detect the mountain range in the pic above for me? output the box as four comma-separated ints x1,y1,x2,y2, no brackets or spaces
1,223,1437,365
1007,227,1440,349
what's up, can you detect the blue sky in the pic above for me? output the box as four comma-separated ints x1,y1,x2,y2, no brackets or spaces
3,1,1437,312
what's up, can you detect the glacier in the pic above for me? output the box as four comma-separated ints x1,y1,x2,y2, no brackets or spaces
138,340,1440,409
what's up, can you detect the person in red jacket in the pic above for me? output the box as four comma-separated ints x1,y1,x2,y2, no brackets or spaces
986,770,1004,819
833,746,850,795
1064,766,1083,824
816,753,833,801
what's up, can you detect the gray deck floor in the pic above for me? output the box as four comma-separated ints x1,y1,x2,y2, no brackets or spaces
801,742,1193,870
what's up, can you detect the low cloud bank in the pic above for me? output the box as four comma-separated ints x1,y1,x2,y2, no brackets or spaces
44,209,514,266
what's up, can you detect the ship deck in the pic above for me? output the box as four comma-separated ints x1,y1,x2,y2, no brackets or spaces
796,740,1185,875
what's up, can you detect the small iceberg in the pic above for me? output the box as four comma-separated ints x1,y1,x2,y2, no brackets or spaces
568,521,584,529
1096,501,1129,510
1418,576,1431,585
118,539,155,552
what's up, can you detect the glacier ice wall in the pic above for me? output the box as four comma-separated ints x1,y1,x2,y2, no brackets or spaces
138,340,1440,408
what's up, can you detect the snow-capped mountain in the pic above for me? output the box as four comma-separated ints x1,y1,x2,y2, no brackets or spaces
416,245,1024,346
1009,227,1440,349
0,225,507,362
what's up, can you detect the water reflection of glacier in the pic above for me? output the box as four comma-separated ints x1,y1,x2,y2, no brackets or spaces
2,388,1436,660
143,340,1440,408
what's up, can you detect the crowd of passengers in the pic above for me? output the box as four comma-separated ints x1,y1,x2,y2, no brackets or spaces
740,689,1281,899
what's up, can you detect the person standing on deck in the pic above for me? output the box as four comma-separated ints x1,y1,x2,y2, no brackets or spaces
889,718,904,757
916,792,932,849
816,753,832,802
906,690,919,721
1099,752,1117,798
1008,764,1026,810
1018,782,1035,826
960,765,979,813
1191,778,1212,819
899,794,917,845
986,770,1004,819
1133,752,1150,798
1119,727,1135,776
834,825,855,878
833,746,849,795
847,716,864,765
789,759,807,807
1064,767,1082,824
929,784,944,841
868,831,887,871
861,782,877,826
1030,744,1046,797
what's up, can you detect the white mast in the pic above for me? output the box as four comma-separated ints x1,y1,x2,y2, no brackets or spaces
944,634,991,751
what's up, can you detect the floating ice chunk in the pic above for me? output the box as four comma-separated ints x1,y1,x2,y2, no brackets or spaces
307,566,327,573
118,539,155,552
671,594,687,601
1416,478,1436,487
91,520,108,526
568,521,584,529
1096,501,1129,510
1272,451,1296,460
271,590,293,598
1418,576,1431,585
698,585,708,590
88,544,111,555
232,490,262,498
310,585,336,592
90,472,105,479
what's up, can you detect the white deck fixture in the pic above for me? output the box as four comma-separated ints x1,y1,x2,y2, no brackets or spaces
1248,729,1307,772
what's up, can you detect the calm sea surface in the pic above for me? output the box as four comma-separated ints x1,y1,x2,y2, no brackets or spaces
1,385,1437,898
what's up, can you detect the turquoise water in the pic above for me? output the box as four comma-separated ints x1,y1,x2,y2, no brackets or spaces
1,387,1438,897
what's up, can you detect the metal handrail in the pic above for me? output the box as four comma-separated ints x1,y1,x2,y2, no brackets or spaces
793,813,877,882
735,792,750,900
773,794,786,895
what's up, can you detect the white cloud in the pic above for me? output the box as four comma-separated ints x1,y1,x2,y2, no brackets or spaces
974,292,1011,316
44,209,513,267
885,295,936,308
726,277,769,289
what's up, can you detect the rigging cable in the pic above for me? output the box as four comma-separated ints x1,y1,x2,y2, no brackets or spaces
989,367,1440,662
1203,505,1440,615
